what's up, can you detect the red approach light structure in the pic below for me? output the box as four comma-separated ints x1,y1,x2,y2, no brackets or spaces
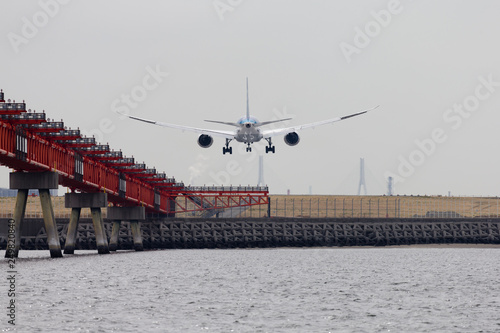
0,90,269,216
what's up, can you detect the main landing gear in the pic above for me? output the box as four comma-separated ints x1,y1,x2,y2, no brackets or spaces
223,138,233,155
265,138,275,154
223,139,275,154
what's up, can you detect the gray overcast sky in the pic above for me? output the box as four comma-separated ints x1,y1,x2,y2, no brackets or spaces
1,0,500,196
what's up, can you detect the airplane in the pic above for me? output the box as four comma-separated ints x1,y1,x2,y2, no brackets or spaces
118,79,379,154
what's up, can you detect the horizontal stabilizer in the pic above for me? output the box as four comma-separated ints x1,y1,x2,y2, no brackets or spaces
255,118,293,127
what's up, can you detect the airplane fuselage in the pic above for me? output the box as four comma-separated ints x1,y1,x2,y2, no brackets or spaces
234,116,263,143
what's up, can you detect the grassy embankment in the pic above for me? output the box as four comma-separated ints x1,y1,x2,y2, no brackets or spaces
2,195,499,219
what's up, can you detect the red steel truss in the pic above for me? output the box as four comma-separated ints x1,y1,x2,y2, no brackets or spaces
0,91,268,215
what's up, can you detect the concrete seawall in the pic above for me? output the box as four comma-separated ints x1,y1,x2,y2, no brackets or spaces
1,218,499,250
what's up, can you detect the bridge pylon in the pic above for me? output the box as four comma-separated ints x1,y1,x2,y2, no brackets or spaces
64,192,110,254
6,171,62,258
107,206,146,251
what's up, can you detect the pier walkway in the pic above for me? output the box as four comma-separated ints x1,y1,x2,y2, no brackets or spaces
0,90,268,257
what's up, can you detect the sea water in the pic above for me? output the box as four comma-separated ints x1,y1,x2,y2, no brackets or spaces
2,246,499,332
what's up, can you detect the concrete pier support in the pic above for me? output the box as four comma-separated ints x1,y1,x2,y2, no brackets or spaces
64,208,81,254
5,189,28,258
130,221,143,251
64,192,109,254
108,220,121,251
107,206,145,251
6,171,62,258
39,189,63,258
91,207,109,254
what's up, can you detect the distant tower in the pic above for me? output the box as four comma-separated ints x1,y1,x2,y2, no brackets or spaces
387,176,394,196
357,158,367,195
257,155,264,186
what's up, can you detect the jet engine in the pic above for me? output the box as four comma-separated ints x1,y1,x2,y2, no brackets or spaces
197,134,214,148
284,132,300,146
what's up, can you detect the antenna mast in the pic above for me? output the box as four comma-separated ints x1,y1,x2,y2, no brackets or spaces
387,176,394,196
257,155,264,186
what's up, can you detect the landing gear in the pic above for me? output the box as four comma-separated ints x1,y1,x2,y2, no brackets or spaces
265,138,275,154
223,139,233,155
246,143,252,152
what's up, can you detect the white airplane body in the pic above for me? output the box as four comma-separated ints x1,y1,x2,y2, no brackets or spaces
120,79,378,154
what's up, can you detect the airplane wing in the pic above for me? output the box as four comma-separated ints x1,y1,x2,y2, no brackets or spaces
119,113,235,139
261,105,379,138
204,120,240,127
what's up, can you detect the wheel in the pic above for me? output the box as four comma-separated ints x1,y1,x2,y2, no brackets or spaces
266,146,275,154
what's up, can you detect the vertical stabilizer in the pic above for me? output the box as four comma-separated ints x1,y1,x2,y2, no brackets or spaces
246,77,250,119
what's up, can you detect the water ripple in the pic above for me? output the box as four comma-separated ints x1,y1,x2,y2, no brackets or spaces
9,247,500,332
